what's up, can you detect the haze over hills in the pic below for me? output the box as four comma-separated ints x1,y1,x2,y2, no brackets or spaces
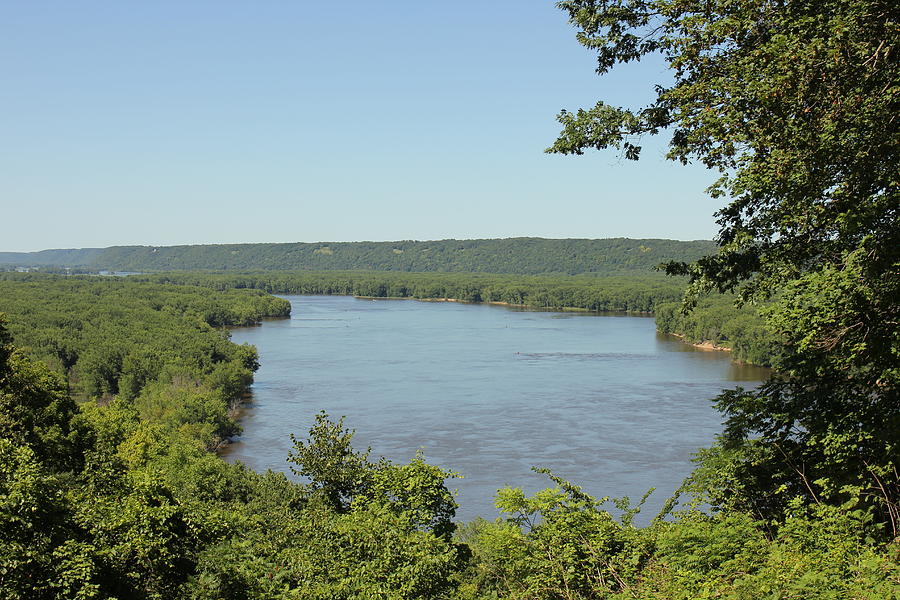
0,237,715,276
0,247,106,267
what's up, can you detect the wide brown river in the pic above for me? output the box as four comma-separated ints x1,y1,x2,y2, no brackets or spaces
222,295,768,523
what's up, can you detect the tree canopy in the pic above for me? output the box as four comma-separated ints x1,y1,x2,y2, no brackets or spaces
550,0,899,535
550,0,898,299
0,238,715,276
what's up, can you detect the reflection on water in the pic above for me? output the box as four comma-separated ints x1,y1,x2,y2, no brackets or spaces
655,332,772,382
223,296,768,523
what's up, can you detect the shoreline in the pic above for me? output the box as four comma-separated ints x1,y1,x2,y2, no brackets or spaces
352,295,654,315
666,332,732,353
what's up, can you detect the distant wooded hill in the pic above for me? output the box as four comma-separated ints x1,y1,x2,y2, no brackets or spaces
0,238,715,275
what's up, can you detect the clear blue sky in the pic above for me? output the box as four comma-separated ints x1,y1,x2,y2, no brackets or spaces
1,1,721,252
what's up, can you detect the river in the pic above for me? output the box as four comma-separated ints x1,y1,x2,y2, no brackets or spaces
222,295,768,523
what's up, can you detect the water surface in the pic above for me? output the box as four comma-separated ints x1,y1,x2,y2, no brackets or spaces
224,295,767,522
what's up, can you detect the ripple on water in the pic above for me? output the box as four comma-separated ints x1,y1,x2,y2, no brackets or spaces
223,295,767,523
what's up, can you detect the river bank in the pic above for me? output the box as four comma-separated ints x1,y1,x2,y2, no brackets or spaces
667,332,733,353
353,294,654,315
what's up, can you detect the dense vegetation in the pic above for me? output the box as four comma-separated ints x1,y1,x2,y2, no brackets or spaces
655,297,779,366
0,274,290,449
545,0,899,592
0,237,715,275
132,270,687,313
2,0,898,595
0,317,466,599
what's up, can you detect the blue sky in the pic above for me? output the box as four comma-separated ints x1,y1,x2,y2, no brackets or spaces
1,1,721,252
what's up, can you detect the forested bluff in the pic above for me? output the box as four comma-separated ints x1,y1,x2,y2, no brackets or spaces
0,237,715,275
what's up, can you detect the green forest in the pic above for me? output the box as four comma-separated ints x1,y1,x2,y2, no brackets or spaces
2,0,898,597
654,296,778,366
131,270,686,313
0,274,290,446
0,237,714,276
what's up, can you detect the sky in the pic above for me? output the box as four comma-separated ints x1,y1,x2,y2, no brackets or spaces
1,1,723,252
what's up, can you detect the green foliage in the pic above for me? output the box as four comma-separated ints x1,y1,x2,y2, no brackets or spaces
551,0,898,300
631,506,900,599
766,249,900,388
0,349,86,471
188,414,463,600
0,440,94,600
135,269,689,313
132,379,241,451
71,472,207,600
0,274,285,445
287,412,374,512
288,412,459,538
0,238,716,276
461,477,900,599
457,470,653,599
363,454,459,539
679,247,900,533
655,295,781,366
552,0,900,541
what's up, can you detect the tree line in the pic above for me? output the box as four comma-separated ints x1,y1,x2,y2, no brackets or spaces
654,296,780,366
131,270,689,313
0,237,715,275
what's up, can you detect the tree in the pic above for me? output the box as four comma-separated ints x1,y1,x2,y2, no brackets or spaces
550,0,899,533
551,0,897,296
0,439,99,600
287,411,374,512
287,411,458,537
0,318,85,473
